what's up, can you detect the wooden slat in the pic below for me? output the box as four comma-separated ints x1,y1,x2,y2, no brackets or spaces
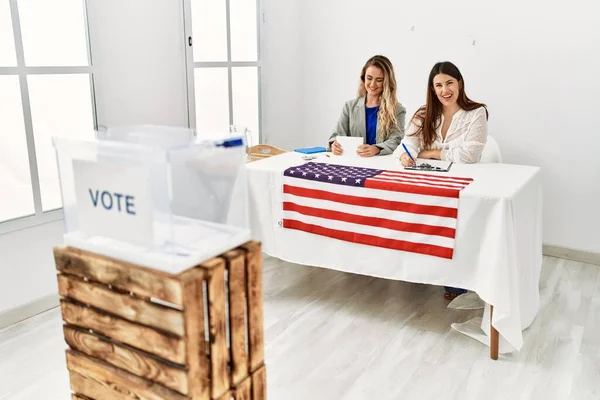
63,326,189,395
224,250,249,385
181,267,210,400
61,300,186,365
71,394,94,400
251,364,266,400
241,242,264,372
217,391,233,400
70,370,130,400
67,350,188,400
177,257,222,281
205,258,230,399
233,375,252,400
54,246,183,305
58,274,185,336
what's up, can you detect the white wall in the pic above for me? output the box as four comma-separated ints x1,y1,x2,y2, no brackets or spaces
0,221,63,314
259,0,303,149
261,0,600,253
87,0,189,128
0,0,188,315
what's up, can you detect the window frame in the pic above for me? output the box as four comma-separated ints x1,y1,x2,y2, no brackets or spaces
0,0,97,235
182,0,263,142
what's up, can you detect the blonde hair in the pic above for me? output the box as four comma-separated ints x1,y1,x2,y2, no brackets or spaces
357,55,399,141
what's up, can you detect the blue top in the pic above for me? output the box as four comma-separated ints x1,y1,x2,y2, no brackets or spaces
365,105,380,145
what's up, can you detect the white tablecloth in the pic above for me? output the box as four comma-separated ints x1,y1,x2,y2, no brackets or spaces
246,152,543,353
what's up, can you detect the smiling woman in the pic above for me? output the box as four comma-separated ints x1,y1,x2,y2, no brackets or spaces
328,55,406,157
395,61,489,167
394,61,489,300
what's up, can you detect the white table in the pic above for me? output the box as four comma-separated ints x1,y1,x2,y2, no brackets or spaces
246,152,543,358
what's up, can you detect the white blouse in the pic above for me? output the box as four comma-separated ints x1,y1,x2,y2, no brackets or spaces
393,106,488,163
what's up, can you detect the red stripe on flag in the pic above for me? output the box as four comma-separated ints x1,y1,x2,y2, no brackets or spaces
283,202,456,238
380,171,473,184
364,179,460,198
283,219,454,259
283,184,457,218
373,176,467,189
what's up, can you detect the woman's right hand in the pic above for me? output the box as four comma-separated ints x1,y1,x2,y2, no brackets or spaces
331,141,343,155
400,152,415,167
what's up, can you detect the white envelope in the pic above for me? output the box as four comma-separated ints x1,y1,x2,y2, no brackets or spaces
335,136,363,158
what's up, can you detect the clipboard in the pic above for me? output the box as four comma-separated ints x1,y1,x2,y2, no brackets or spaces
404,159,453,172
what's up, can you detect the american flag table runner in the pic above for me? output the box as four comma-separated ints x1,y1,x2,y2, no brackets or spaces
281,162,473,259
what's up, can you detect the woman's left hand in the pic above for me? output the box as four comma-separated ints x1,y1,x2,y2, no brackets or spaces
357,145,381,157
418,149,442,160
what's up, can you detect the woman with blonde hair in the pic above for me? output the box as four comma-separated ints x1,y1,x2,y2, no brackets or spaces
329,55,406,157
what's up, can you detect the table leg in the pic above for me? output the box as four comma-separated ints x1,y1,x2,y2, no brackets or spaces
490,305,499,360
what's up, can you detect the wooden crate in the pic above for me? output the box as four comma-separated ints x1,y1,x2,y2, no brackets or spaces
53,241,266,400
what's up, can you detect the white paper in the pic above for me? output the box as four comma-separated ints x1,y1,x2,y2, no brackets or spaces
73,159,154,247
335,136,363,158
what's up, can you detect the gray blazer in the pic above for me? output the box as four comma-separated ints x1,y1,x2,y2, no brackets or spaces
328,96,406,155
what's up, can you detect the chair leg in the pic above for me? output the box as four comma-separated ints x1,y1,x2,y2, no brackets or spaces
490,305,499,360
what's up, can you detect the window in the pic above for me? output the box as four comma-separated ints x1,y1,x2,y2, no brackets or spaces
0,0,96,232
184,0,261,147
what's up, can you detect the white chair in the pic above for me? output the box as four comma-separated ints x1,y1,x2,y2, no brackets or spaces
480,134,502,163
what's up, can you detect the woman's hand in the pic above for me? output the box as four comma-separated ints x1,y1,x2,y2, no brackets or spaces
399,152,415,167
418,149,442,160
357,145,380,157
331,141,343,155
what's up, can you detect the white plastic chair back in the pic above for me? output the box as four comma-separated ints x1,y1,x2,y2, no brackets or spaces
480,134,502,163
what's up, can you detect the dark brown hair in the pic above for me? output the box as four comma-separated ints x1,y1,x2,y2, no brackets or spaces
410,61,488,149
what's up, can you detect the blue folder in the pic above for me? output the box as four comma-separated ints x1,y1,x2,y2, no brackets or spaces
294,146,327,154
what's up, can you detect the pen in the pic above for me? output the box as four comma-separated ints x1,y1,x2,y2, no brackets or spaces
401,143,415,164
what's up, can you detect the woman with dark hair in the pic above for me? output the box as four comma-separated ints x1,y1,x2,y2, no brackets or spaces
329,55,406,157
395,61,488,300
396,61,488,167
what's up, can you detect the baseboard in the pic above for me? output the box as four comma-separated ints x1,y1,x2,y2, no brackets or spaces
543,245,600,266
0,293,59,330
